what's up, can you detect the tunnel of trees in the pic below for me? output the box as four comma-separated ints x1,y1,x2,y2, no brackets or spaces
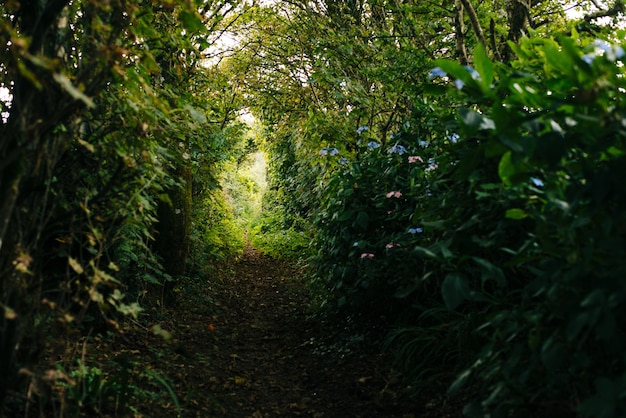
1,0,626,416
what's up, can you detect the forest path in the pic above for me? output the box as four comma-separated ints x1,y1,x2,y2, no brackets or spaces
122,244,433,417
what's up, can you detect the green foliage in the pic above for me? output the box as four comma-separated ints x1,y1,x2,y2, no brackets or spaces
441,34,626,417
188,122,261,267
311,125,451,311
56,359,127,417
393,34,626,416
249,207,314,260
310,25,626,415
0,0,251,410
190,186,246,266
54,357,181,417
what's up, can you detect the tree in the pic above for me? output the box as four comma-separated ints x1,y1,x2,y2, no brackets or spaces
0,0,247,409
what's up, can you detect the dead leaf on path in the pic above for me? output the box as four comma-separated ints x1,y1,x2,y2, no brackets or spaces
234,376,246,385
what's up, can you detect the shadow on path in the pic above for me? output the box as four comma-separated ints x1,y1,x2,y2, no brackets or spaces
116,244,432,417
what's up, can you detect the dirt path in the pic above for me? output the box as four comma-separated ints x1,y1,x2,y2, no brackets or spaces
92,245,434,417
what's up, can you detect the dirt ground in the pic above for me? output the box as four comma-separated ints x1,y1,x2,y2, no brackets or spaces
37,244,457,417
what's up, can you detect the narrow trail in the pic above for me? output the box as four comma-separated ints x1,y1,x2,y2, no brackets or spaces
112,244,440,417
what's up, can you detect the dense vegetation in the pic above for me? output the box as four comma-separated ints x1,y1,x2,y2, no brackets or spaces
2,0,626,416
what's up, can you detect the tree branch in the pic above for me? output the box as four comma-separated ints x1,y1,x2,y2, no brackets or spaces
458,0,487,49
454,0,468,65
584,0,625,22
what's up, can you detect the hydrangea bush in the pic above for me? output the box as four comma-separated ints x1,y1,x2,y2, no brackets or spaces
312,32,626,417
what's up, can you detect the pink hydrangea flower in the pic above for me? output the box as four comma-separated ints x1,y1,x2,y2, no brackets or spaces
386,191,402,198
360,253,375,259
408,155,424,163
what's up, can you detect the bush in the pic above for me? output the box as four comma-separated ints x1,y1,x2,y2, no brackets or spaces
432,35,626,417
314,32,626,416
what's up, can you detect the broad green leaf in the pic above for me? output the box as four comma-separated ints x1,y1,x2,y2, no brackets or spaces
473,43,494,87
414,246,438,259
442,273,470,310
179,10,205,32
459,108,495,130
505,208,528,220
498,151,515,186
543,41,574,78
541,337,565,372
354,211,369,229
337,209,354,222
472,257,505,287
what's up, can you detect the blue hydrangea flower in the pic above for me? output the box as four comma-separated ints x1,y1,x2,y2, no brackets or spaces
448,133,460,143
587,39,625,62
418,140,430,148
408,227,423,234
454,79,465,90
357,126,369,134
428,67,447,79
388,144,407,155
339,157,349,165
367,141,380,150
530,177,544,187
465,66,481,81
426,158,438,172
593,39,625,61
319,147,339,156
582,53,596,65
593,39,612,53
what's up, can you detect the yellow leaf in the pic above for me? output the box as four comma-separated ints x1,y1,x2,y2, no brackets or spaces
53,73,95,108
234,376,245,385
13,251,33,274
77,138,95,152
68,257,83,274
4,306,17,320
152,324,172,341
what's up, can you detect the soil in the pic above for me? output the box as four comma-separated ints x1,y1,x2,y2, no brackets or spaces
36,244,457,417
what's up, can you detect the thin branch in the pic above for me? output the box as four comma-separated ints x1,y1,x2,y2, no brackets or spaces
584,0,625,21
458,0,487,49
454,0,468,65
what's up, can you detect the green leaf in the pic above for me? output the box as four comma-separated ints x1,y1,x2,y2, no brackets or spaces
184,104,207,123
471,257,505,286
337,209,355,222
441,273,470,310
414,246,438,259
473,43,494,87
434,59,473,86
53,73,95,108
354,211,369,229
505,208,528,220
179,11,205,32
448,368,472,395
541,337,566,372
459,108,495,131
498,151,515,186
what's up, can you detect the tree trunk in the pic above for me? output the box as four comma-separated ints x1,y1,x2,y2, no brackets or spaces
154,163,193,301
